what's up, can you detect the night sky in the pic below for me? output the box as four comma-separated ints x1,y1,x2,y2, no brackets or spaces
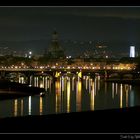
0,6,140,56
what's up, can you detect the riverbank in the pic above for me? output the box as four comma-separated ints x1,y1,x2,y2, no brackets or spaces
0,79,45,100
0,106,140,133
105,79,140,86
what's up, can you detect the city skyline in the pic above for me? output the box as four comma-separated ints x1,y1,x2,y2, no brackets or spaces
0,6,140,56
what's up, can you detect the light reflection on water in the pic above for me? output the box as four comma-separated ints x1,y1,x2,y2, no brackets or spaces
0,74,139,118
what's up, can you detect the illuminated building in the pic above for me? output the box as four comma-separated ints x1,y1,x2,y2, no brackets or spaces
130,46,135,58
46,31,65,59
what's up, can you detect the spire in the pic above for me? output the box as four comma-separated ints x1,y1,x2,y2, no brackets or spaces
52,30,58,42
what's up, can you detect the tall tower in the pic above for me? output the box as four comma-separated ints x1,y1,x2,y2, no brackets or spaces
130,46,135,58
47,31,65,59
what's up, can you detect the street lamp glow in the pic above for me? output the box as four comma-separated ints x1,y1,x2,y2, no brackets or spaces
29,51,32,55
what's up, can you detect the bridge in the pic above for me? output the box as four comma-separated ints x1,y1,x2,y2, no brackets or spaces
0,67,139,81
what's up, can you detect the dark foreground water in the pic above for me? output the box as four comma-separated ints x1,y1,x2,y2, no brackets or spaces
0,75,140,118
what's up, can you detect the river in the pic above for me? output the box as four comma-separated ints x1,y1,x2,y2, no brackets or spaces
0,75,139,118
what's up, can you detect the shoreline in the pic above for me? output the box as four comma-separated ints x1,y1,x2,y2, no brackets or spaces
0,106,140,133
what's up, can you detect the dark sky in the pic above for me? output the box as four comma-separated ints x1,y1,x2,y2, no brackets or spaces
0,6,140,56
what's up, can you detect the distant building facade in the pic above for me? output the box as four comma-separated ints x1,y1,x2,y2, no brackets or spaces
45,31,65,59
0,47,12,56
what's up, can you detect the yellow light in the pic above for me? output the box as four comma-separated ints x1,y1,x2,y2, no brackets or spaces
76,80,82,112
67,80,70,113
78,72,82,78
40,83,43,88
40,97,43,115
125,85,129,107
90,82,95,111
55,81,61,113
120,84,123,108
14,99,18,117
55,71,60,78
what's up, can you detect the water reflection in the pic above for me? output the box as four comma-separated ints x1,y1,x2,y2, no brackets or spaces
21,99,24,116
130,90,134,107
112,83,114,99
28,96,31,115
55,80,61,113
76,78,82,112
90,81,95,111
14,99,18,117
0,74,139,118
67,78,70,113
120,84,123,108
125,85,129,107
40,97,43,115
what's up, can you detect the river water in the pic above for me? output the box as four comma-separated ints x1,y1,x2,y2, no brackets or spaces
0,75,139,118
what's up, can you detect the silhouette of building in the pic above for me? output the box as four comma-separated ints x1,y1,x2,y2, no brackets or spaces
46,31,65,59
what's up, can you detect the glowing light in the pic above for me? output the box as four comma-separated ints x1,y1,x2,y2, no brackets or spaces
29,51,32,55
40,97,43,115
28,96,31,115
76,80,82,112
78,71,82,78
67,80,70,113
40,83,43,88
55,93,58,113
130,46,135,58
55,81,61,113
112,83,114,99
55,72,60,78
62,78,64,92
55,81,60,94
14,99,18,117
90,82,95,111
120,84,123,108
19,77,24,84
72,77,75,91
